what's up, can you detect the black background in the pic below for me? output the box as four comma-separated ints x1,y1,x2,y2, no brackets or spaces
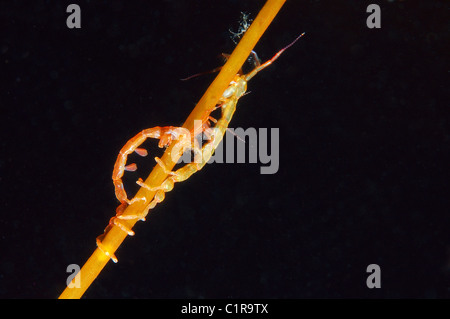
0,0,448,298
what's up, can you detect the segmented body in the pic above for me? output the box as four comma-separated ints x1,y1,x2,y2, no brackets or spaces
97,33,305,262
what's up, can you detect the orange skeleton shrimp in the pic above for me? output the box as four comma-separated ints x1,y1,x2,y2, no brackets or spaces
97,32,305,262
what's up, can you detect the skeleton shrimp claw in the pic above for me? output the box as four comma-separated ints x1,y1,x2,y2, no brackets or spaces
104,126,193,242
112,126,191,206
96,235,118,263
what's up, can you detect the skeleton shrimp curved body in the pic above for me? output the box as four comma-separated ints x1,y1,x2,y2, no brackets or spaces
97,33,305,262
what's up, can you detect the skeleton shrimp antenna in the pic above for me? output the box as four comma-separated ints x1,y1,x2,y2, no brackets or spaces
246,32,305,81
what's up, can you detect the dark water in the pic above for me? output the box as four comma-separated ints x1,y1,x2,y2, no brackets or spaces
0,0,448,298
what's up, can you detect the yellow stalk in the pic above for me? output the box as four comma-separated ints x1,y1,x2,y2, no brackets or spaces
59,0,286,299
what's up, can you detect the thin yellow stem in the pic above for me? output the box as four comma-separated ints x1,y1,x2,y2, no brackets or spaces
59,0,286,299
